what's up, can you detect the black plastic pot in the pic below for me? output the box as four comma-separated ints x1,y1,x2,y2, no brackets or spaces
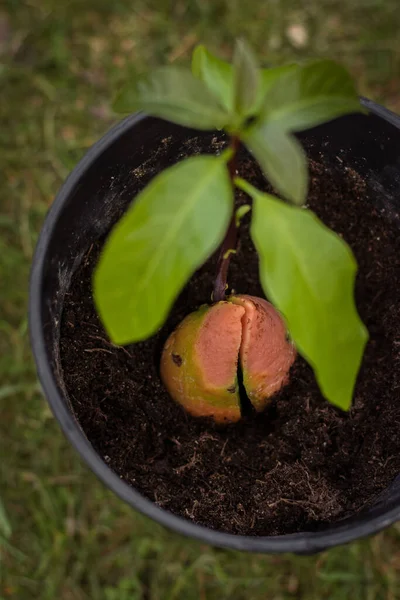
30,99,400,554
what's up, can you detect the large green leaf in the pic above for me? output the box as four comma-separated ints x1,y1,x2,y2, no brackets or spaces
113,67,229,130
192,45,234,112
94,156,233,344
258,64,299,110
236,179,368,410
244,122,308,205
232,39,260,117
262,60,362,132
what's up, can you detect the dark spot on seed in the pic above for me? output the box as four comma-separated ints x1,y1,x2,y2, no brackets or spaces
172,353,182,366
227,385,236,394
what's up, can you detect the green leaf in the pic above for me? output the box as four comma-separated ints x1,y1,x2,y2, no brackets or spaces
258,64,299,109
113,67,229,130
262,60,362,132
94,156,233,344
236,179,368,410
244,123,308,205
191,44,299,118
192,45,234,112
232,39,260,116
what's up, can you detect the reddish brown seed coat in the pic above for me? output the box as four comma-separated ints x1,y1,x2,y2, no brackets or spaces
161,295,296,422
231,295,296,411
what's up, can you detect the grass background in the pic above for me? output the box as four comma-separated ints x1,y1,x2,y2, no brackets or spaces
1,0,400,597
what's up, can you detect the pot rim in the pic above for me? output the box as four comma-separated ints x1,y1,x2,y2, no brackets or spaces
29,98,400,554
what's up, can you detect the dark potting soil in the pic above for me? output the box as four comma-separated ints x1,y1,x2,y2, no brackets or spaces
60,144,400,536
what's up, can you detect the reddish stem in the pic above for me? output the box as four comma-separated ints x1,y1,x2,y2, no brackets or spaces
213,136,240,303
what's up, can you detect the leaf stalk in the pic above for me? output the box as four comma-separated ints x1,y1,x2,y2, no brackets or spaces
213,136,240,302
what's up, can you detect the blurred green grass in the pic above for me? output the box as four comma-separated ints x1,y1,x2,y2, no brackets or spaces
1,0,400,598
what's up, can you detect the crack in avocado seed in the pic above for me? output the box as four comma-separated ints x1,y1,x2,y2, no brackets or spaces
231,295,297,414
236,359,254,418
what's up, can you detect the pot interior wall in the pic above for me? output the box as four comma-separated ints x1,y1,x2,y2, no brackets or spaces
39,111,400,533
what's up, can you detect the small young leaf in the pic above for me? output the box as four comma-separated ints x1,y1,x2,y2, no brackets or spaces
191,44,298,118
236,179,368,410
232,39,260,117
262,60,362,132
94,156,233,344
235,204,251,227
192,45,234,112
113,67,229,130
244,123,308,205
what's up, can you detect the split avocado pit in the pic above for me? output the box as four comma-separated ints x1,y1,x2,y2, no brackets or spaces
161,294,296,423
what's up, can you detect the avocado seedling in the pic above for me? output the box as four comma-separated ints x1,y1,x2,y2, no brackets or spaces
94,40,368,421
